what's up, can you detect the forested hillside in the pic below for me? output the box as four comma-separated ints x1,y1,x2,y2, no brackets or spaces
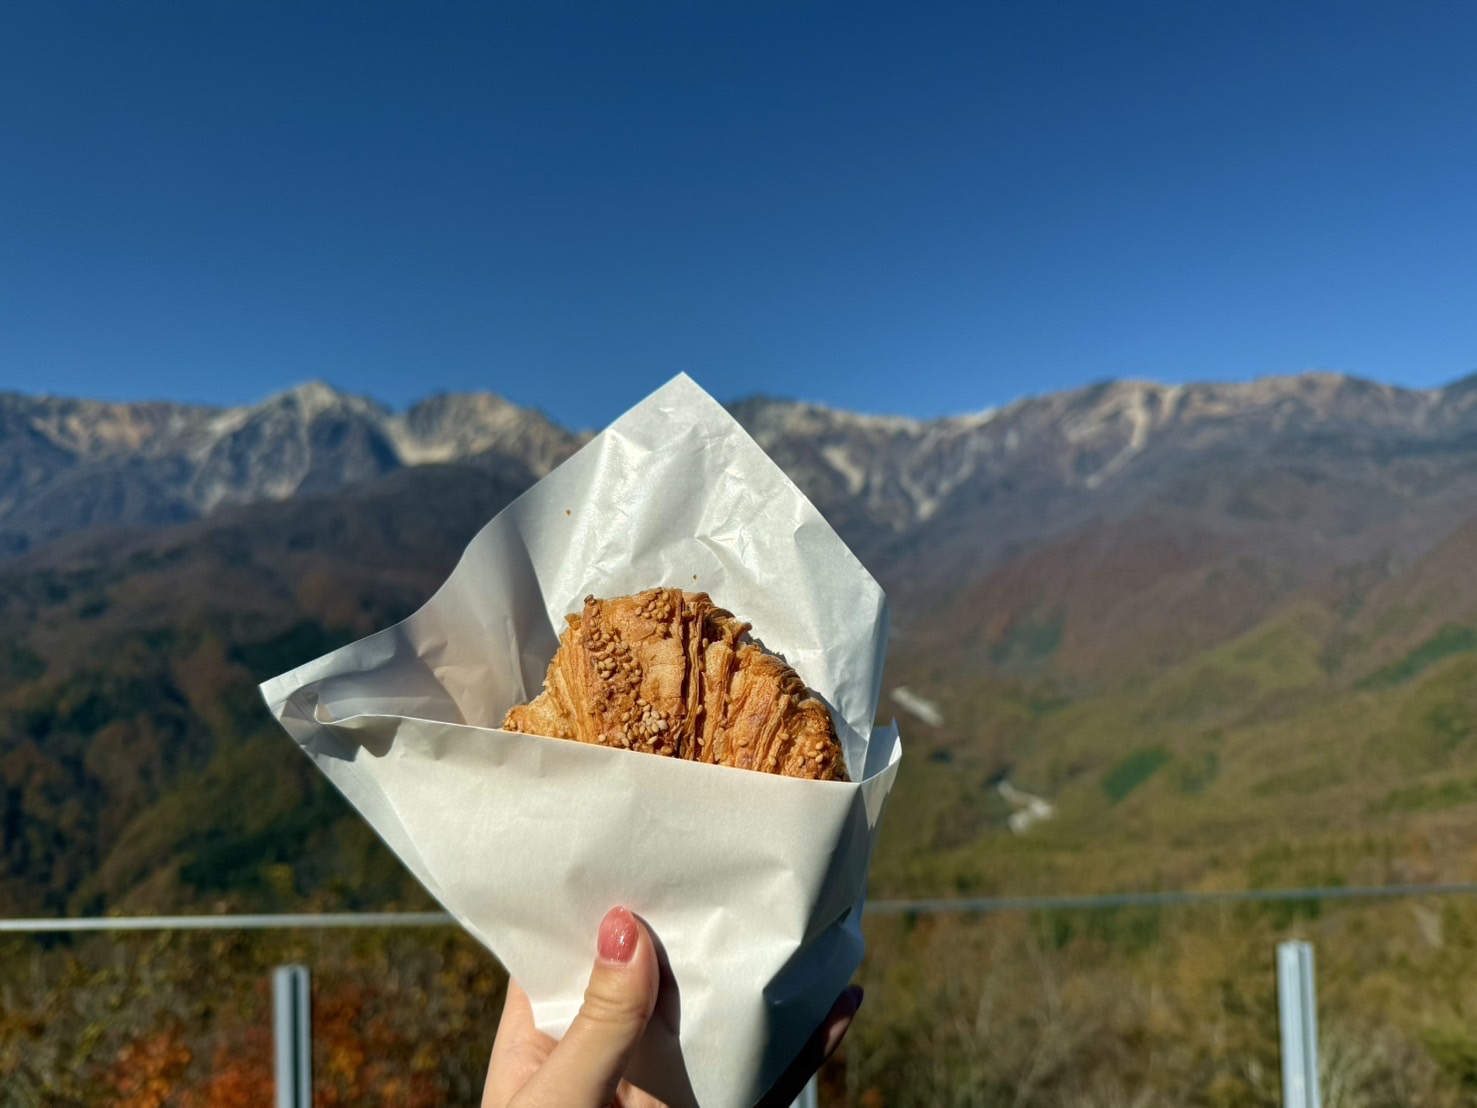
9,373,1477,1103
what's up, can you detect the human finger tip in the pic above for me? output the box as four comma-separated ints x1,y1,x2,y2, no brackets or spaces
522,908,660,1105
821,986,863,1059
597,905,641,965
829,983,863,1021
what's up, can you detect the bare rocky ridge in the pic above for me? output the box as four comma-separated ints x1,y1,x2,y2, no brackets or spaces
735,373,1477,538
0,382,583,555
732,375,1477,594
8,371,1477,575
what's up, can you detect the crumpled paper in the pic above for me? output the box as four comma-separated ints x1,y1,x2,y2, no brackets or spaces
260,374,902,1107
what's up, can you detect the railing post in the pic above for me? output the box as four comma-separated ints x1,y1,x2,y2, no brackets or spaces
791,1074,818,1108
274,964,312,1108
1277,940,1320,1108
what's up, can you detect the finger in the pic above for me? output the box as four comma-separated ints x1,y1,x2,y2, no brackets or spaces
484,980,556,1107
513,906,660,1108
755,985,864,1108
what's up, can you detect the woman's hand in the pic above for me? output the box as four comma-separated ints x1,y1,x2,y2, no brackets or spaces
482,906,862,1108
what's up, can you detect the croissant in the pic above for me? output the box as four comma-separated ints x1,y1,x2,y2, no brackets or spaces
502,589,848,781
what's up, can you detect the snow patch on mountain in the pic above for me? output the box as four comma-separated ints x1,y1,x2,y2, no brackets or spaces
1083,383,1158,490
821,444,868,496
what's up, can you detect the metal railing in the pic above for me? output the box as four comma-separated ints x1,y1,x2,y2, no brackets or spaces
1278,941,1321,1108
8,879,1477,934
8,881,1451,1105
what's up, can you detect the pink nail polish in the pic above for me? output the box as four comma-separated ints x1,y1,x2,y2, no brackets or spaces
598,906,638,964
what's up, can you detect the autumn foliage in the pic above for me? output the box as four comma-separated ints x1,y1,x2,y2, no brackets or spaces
104,1025,191,1108
10,897,1477,1105
0,928,505,1107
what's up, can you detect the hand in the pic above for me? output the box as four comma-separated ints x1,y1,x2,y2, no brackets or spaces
483,906,863,1108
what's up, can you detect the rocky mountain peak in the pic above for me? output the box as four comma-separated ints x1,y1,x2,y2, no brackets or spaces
0,383,582,554
394,392,577,473
9,370,1477,563
254,379,389,422
729,395,927,441
12,396,214,460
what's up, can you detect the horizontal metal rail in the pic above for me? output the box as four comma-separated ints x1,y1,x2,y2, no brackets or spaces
4,882,1477,933
0,911,456,933
865,880,1477,915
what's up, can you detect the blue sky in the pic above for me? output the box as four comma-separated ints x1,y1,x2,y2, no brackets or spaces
2,1,1474,428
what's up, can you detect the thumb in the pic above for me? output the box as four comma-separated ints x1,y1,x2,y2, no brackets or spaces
513,906,660,1108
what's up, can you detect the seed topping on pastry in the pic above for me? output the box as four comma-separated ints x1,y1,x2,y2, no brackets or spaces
502,588,848,781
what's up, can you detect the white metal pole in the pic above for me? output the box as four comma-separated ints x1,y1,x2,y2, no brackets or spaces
790,1074,818,1108
1277,940,1320,1108
274,965,312,1108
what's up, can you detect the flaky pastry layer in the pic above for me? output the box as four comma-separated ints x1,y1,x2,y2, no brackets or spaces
502,589,848,781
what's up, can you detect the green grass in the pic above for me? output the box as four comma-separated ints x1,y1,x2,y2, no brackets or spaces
1422,1026,1477,1090
1360,624,1477,689
990,614,1062,666
1372,776,1477,815
1140,609,1328,724
1252,764,1341,797
1102,746,1169,804
1174,750,1220,795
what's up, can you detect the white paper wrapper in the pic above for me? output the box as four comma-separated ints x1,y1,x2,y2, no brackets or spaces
261,375,902,1107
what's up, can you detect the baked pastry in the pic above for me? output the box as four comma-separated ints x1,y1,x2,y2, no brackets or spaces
502,588,848,781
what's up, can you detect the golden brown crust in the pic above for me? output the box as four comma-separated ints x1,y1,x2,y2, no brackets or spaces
502,589,848,781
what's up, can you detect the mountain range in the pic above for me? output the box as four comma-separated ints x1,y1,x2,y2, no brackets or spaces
0,381,580,558
7,371,1477,918
12,371,1477,569
13,370,1477,666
